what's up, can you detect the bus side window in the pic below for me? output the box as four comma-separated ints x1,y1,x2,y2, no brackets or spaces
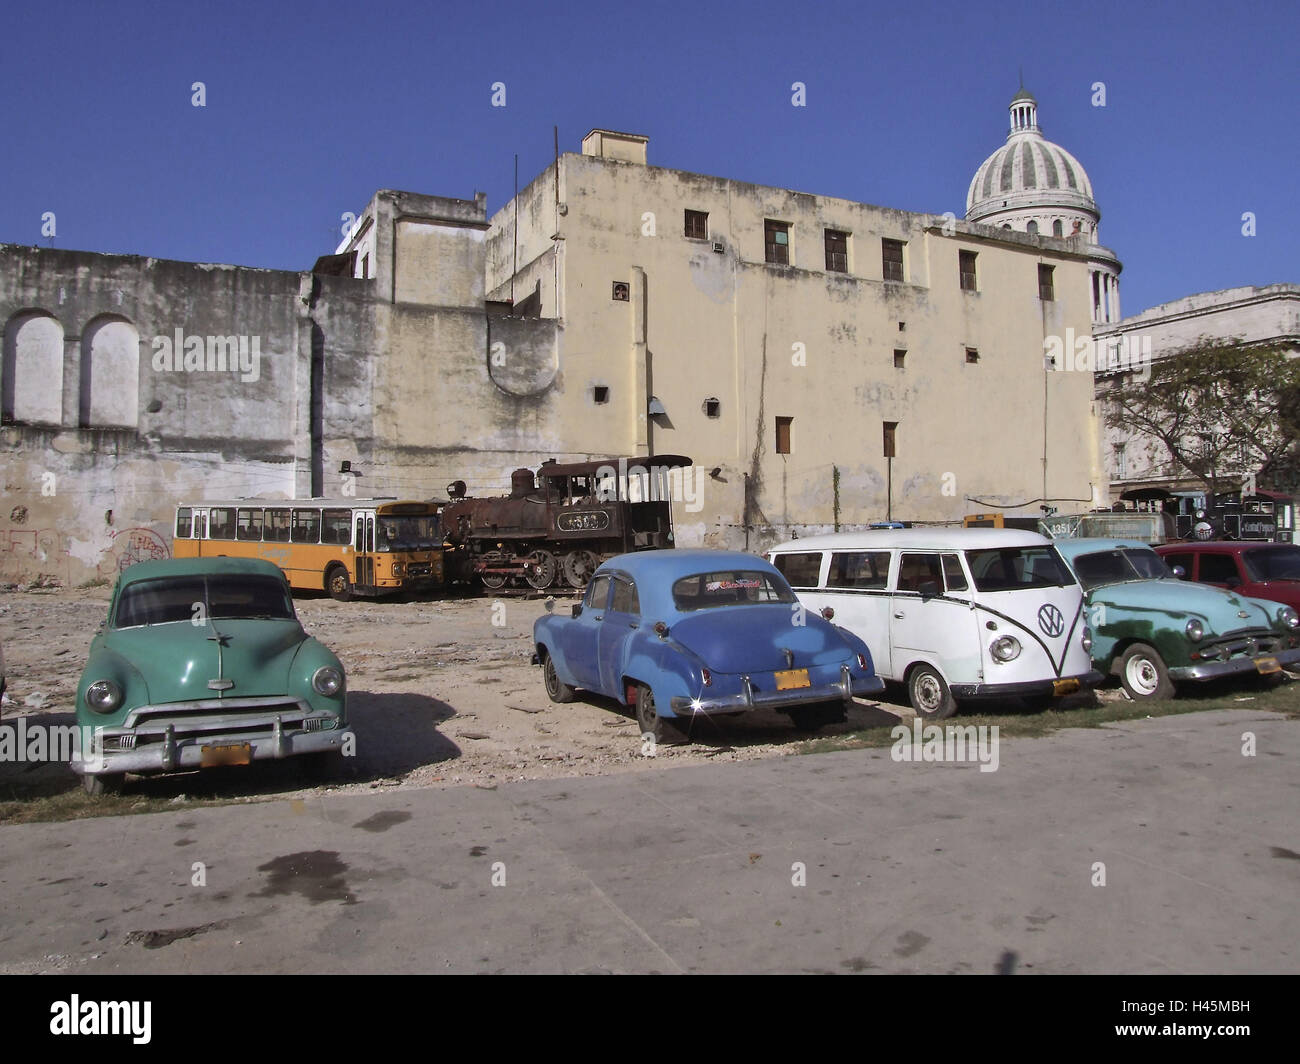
354,517,364,551
292,510,321,543
176,508,193,538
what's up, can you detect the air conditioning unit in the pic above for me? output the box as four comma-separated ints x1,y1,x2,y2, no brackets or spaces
711,241,725,254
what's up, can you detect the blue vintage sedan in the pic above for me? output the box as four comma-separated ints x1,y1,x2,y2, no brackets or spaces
532,549,884,738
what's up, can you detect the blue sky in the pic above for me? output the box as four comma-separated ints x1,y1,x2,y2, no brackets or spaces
3,0,1295,314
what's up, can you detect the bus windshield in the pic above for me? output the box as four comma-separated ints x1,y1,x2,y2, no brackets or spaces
376,515,440,552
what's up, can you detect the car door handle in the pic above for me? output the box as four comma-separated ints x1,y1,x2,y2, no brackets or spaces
593,614,603,621
628,622,638,629
893,611,905,619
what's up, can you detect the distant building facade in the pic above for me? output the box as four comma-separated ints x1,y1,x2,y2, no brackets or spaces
1094,283,1300,499
1,95,1116,585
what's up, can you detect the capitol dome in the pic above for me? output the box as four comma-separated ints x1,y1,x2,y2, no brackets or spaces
966,89,1098,240
965,87,1121,325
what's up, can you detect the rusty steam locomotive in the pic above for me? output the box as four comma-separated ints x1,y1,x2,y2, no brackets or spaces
441,455,692,590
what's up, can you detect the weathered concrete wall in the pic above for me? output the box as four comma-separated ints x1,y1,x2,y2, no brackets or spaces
493,151,1105,549
0,245,385,585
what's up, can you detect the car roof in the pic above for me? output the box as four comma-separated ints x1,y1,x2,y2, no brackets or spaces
117,557,288,586
593,549,782,617
767,527,1051,552
1155,541,1291,553
1052,537,1154,561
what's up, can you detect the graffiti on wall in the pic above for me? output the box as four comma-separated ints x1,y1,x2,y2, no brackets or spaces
0,526,170,585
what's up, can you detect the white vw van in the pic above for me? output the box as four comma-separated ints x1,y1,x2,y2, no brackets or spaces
767,529,1101,719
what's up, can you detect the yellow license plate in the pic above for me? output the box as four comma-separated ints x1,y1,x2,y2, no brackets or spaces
1052,678,1080,696
201,742,252,767
775,668,811,691
1255,657,1281,675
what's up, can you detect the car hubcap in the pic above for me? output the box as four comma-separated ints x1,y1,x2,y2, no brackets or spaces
1127,657,1159,696
915,674,943,713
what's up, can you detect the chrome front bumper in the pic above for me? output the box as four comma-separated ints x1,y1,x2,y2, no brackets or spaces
72,705,353,777
1168,646,1300,682
669,664,885,716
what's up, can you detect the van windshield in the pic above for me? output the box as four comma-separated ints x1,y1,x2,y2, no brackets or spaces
964,546,1075,592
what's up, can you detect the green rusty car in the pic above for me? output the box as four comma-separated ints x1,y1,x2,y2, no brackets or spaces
1053,538,1300,700
74,557,352,794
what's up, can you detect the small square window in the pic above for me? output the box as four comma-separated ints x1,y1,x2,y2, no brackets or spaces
593,386,610,403
898,321,906,331
965,347,980,364
612,281,630,301
765,220,790,265
893,349,906,369
685,210,708,240
776,416,793,454
824,229,848,272
703,397,721,418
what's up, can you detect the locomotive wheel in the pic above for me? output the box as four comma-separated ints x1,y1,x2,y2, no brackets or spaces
525,550,558,590
480,571,508,590
562,550,599,589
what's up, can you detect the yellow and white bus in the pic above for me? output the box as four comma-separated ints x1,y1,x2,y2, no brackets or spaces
172,499,443,599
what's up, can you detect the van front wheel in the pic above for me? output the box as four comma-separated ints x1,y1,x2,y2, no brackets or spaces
908,665,957,720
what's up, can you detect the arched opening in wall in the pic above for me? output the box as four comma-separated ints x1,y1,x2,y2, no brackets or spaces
1052,219,1063,237
80,315,140,428
1026,220,1039,236
2,310,64,425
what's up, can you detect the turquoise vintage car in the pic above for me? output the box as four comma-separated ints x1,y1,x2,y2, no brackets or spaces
74,557,352,794
1053,538,1300,700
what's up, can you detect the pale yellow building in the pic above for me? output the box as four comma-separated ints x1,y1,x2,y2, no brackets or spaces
482,124,1110,548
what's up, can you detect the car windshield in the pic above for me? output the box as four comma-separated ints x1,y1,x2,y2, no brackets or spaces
376,515,440,552
1071,548,1172,590
670,570,796,611
116,575,296,627
964,547,1075,592
1242,547,1300,582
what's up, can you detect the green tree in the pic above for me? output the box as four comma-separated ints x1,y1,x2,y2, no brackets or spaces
1104,339,1300,497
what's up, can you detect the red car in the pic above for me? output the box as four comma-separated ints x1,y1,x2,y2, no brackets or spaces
1156,541,1300,612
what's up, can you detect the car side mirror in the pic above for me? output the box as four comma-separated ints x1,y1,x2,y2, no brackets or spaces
1171,566,1186,579
571,604,583,618
918,580,940,599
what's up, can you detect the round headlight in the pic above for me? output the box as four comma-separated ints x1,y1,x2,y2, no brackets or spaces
85,680,123,713
1280,607,1299,630
312,665,344,696
1081,627,1093,652
990,635,1021,662
1185,619,1204,642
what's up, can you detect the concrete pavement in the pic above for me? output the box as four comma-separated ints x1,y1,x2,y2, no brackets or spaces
0,708,1295,974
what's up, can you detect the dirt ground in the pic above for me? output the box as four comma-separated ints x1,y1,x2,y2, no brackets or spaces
0,585,918,803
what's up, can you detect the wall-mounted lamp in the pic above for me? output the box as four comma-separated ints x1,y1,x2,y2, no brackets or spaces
709,466,723,479
647,396,667,416
339,461,363,477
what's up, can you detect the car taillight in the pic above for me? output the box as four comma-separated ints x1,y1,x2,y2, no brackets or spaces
856,653,869,671
701,667,713,687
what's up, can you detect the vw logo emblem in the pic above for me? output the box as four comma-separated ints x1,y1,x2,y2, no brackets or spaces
1038,604,1065,637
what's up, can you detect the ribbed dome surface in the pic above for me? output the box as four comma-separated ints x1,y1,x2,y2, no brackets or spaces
967,136,1094,215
